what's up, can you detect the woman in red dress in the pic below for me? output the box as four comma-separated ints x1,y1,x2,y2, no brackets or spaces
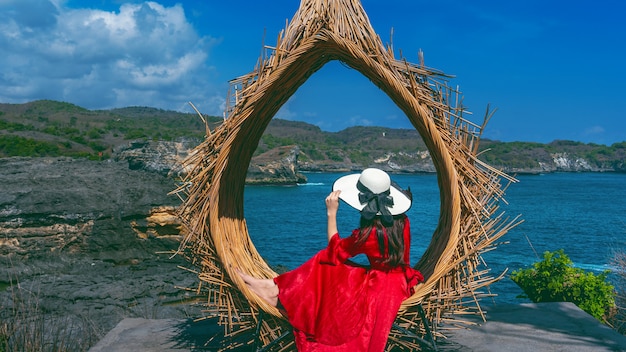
239,168,424,351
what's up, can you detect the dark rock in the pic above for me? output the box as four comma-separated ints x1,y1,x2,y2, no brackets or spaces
246,145,307,185
0,157,201,345
0,148,305,347
114,139,308,184
113,139,198,177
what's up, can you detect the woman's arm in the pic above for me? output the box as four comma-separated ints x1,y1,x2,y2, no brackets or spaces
325,190,341,242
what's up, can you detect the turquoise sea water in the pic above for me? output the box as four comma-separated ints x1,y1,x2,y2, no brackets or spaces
244,172,626,304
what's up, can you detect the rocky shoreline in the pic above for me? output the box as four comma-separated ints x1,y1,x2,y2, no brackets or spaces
113,139,624,180
0,147,308,348
0,157,202,347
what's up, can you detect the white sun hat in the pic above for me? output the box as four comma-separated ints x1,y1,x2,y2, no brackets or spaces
332,168,412,216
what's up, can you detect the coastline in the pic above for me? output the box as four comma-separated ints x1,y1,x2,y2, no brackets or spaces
89,303,626,351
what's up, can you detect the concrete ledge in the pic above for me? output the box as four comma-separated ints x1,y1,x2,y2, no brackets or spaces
89,303,626,351
88,317,223,351
443,302,626,351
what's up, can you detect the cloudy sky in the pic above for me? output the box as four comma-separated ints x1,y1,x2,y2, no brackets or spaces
1,0,624,144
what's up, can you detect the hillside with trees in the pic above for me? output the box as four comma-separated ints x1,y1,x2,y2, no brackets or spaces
1,100,625,173
0,100,216,159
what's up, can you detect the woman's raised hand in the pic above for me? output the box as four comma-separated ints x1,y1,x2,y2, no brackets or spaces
325,190,341,215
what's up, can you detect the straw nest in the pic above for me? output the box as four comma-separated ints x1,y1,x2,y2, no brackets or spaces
172,0,522,350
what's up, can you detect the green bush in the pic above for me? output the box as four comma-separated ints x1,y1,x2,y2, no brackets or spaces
0,136,61,157
610,250,626,334
511,249,615,321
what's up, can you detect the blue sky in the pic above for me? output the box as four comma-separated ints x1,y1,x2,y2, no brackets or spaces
1,0,624,144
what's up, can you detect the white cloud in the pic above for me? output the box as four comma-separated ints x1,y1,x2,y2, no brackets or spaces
584,125,605,136
275,99,297,120
0,0,221,113
349,115,373,127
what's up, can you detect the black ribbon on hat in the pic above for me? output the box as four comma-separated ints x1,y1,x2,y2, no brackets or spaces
357,180,394,224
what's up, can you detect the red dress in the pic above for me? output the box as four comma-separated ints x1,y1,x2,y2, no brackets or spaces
273,217,424,351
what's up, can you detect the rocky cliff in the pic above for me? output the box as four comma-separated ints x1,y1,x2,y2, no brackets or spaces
246,145,307,185
113,139,196,177
0,157,200,346
0,141,307,346
299,149,620,175
114,139,307,183
112,138,622,178
489,151,620,174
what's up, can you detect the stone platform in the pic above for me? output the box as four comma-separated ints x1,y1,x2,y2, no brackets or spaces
89,302,626,351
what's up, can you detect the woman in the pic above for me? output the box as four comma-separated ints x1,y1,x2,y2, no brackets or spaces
239,168,424,351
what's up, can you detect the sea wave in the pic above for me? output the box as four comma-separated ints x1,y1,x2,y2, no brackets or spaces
298,182,326,186
574,263,615,272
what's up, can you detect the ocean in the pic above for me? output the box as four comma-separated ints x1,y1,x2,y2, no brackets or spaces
244,172,626,304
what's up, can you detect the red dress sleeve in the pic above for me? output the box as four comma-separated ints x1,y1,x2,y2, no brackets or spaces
319,230,361,265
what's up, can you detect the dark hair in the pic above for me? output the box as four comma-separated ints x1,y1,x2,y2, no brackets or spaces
356,214,407,267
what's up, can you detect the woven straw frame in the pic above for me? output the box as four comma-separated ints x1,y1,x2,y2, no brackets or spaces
173,0,521,350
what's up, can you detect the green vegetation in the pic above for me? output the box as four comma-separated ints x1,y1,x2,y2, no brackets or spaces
1,100,625,172
478,139,626,172
0,135,61,157
610,250,626,334
0,100,213,159
511,249,616,321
